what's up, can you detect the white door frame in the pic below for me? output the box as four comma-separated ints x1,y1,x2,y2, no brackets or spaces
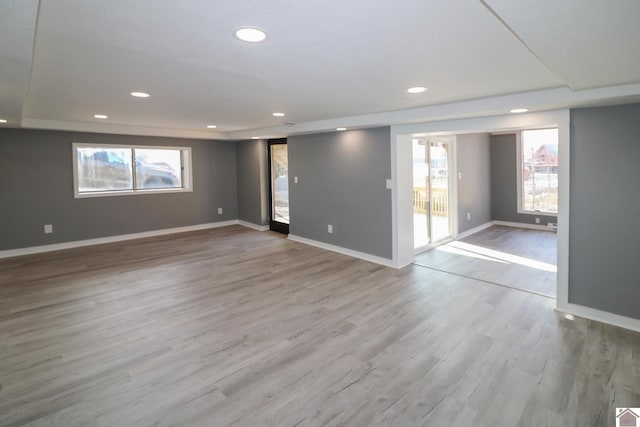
412,135,458,254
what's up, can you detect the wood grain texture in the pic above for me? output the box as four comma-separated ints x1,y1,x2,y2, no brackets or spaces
415,226,557,297
0,225,638,427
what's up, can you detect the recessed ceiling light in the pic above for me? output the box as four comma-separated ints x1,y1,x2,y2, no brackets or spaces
510,108,529,113
272,112,286,117
131,91,150,98
0,119,7,123
235,27,267,43
407,86,427,94
93,114,108,119
207,125,217,129
251,136,260,139
336,127,347,131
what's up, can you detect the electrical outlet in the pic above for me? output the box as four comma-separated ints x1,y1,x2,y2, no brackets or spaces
218,208,223,215
458,172,462,180
294,176,299,184
535,217,540,224
386,179,392,189
327,224,333,234
467,212,471,221
44,224,53,234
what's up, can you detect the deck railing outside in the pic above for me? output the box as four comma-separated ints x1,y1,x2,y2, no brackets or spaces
413,187,448,216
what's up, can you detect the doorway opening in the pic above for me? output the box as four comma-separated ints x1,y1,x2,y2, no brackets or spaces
412,135,454,251
411,129,559,299
392,110,569,305
268,139,289,234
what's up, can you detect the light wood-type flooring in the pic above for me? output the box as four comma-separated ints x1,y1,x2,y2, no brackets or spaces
415,226,557,297
1,225,639,427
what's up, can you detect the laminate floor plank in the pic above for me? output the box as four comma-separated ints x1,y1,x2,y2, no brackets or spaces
1,225,638,427
415,226,557,297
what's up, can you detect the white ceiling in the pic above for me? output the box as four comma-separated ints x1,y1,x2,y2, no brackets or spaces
483,0,640,90
0,1,38,121
1,0,640,139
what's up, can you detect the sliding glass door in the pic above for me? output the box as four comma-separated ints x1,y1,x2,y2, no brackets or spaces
413,136,452,250
429,141,450,242
268,139,289,234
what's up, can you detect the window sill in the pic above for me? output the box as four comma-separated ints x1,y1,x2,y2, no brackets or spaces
517,209,558,217
74,188,193,199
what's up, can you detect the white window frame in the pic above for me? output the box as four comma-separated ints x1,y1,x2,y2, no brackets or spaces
72,143,193,198
516,129,558,216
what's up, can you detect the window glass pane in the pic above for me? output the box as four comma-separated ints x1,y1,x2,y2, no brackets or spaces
270,144,289,224
134,148,182,189
522,129,558,213
77,147,133,192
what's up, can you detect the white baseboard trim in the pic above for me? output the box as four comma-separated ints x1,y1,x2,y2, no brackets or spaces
287,234,395,268
492,220,556,232
556,303,640,333
238,220,269,231
395,260,414,269
456,221,494,240
0,220,240,259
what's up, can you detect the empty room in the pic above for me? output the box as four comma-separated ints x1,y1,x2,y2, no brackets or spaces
1,1,640,426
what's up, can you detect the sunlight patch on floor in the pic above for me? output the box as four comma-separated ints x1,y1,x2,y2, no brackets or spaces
436,245,508,263
439,241,557,273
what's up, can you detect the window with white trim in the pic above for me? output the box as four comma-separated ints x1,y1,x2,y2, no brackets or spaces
517,129,558,215
73,143,192,198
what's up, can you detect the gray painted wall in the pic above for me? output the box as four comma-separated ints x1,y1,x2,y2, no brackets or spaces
490,133,556,225
288,127,392,259
0,129,237,251
569,104,640,319
236,139,268,226
456,133,492,233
